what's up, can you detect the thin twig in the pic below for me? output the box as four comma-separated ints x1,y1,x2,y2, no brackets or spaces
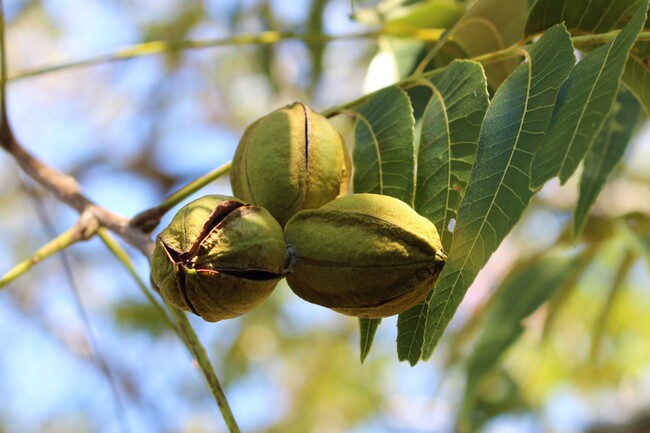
131,161,232,233
9,30,381,81
322,43,525,116
99,229,241,433
1,13,150,255
98,229,181,341
0,127,152,255
167,307,241,433
0,210,98,288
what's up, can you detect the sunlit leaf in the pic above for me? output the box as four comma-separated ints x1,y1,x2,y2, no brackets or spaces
383,0,465,32
574,88,642,238
525,0,643,35
352,0,464,28
421,24,576,359
397,60,489,366
530,0,648,188
442,0,528,87
463,254,581,402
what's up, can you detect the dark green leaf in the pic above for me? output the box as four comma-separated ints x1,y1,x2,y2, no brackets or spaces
464,254,581,401
352,85,415,357
574,88,642,237
573,37,650,116
525,0,643,35
359,318,381,363
414,60,489,249
397,60,489,366
530,0,648,188
396,302,428,365
421,24,575,359
352,85,416,204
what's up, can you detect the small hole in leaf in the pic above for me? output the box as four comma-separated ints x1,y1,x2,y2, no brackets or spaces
447,218,456,232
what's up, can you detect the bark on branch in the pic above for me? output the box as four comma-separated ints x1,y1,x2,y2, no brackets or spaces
0,118,154,257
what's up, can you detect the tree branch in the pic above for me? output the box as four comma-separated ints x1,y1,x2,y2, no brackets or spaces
0,130,154,256
130,161,232,233
0,4,152,257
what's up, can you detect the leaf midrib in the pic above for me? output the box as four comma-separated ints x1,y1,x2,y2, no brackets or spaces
355,112,384,194
427,54,533,347
558,39,617,180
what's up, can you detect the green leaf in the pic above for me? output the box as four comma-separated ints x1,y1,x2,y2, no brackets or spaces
396,60,489,366
622,53,650,115
359,318,381,363
574,37,650,116
530,0,648,188
396,303,428,365
463,254,581,402
352,85,416,204
414,60,490,250
525,0,643,35
574,88,642,237
351,85,415,358
421,24,576,359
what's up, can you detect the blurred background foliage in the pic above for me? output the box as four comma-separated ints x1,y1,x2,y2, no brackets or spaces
1,0,649,432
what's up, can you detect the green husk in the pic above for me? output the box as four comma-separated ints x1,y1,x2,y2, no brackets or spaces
230,102,350,226
151,195,287,322
284,193,446,318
